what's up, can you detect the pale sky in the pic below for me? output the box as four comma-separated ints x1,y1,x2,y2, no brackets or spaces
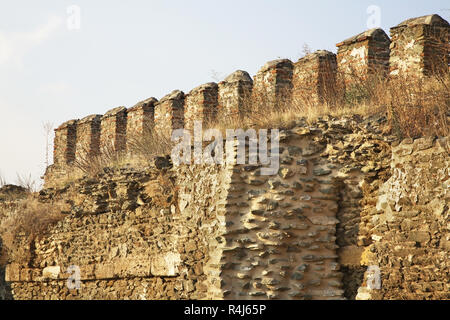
0,0,448,186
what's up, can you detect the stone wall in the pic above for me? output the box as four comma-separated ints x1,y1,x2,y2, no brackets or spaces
292,50,337,105
9,13,448,300
390,14,450,77
4,160,230,300
252,59,293,110
356,136,449,300
126,97,158,151
75,115,102,161
100,107,127,153
154,90,185,136
336,28,390,85
53,120,77,166
218,71,253,120
184,83,218,131
3,114,449,300
47,14,448,186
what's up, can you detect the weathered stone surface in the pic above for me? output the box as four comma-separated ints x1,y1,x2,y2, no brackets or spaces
184,83,218,131
337,28,390,85
218,71,253,120
100,106,127,153
126,97,158,152
390,14,449,77
53,120,78,166
252,59,293,110
293,50,337,105
75,114,102,161
154,90,185,135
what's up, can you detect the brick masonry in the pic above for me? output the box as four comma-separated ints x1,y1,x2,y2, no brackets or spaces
126,97,158,151
218,70,253,120
293,50,338,106
154,90,185,135
75,115,102,162
100,107,127,153
47,15,448,179
389,14,450,77
5,115,448,300
184,83,219,131
252,59,294,110
12,15,446,300
336,28,391,85
53,120,78,166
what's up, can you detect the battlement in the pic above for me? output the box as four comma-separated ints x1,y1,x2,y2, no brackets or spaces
49,14,449,181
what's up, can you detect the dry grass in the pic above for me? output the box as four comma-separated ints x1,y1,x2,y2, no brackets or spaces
0,173,6,188
70,72,449,175
74,141,128,177
0,196,64,265
15,173,38,193
214,72,449,139
127,124,174,163
74,125,174,178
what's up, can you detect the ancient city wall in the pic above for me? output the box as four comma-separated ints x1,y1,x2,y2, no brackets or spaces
3,115,449,300
2,14,449,300
47,14,448,187
5,159,232,300
356,136,449,300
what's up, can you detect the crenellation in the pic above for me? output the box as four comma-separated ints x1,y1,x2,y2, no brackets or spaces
75,114,102,162
53,120,78,166
184,82,219,131
293,50,338,106
154,90,185,135
48,15,448,174
126,97,158,150
3,13,450,301
336,28,390,85
218,70,253,120
252,59,294,110
100,107,127,153
389,14,450,77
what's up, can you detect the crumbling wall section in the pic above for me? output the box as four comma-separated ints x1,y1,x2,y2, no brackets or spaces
356,136,450,300
5,162,232,300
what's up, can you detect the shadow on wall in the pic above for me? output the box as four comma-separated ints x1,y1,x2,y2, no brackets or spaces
0,238,13,300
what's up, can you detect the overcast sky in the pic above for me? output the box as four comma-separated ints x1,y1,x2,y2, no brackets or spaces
0,0,448,186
